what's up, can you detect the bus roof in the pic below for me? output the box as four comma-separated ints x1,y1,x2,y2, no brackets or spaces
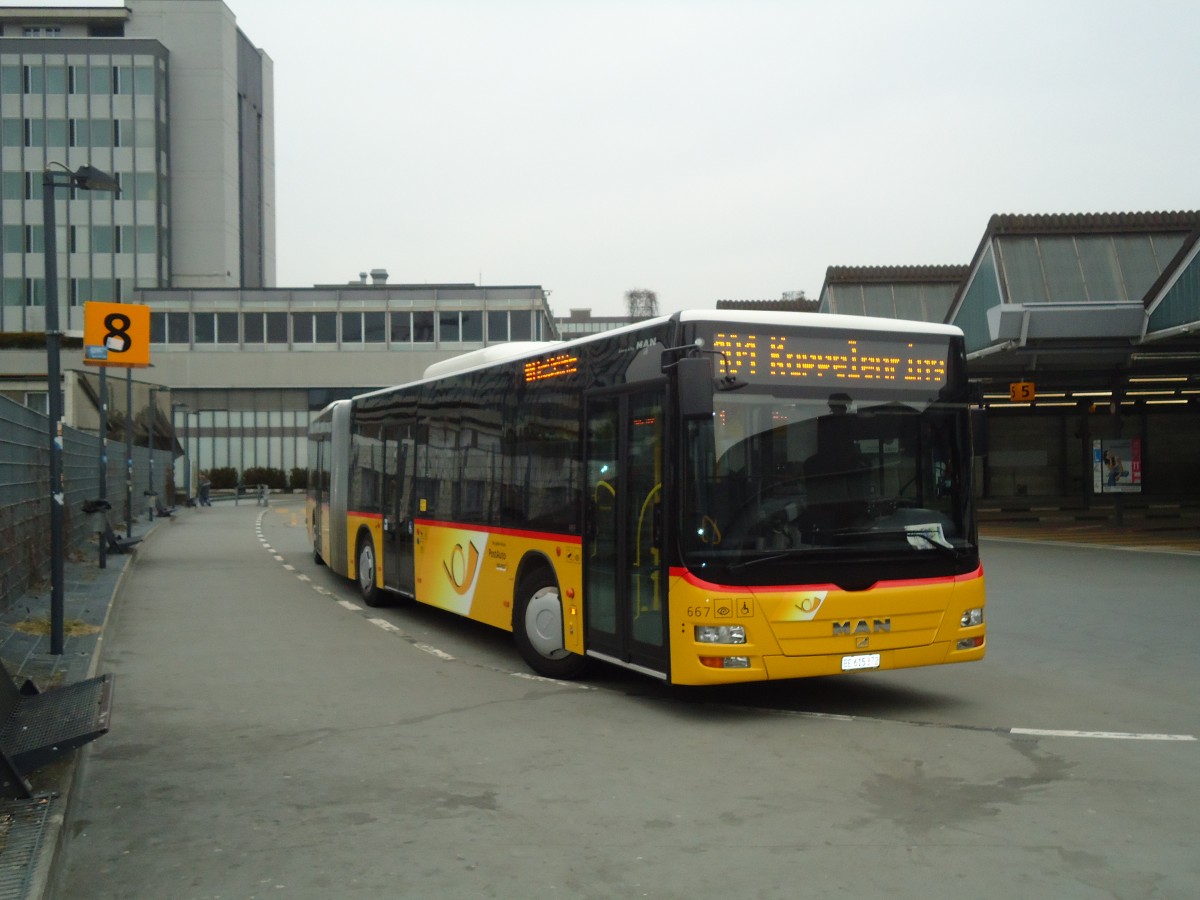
677,308,963,337
353,310,963,403
422,342,563,380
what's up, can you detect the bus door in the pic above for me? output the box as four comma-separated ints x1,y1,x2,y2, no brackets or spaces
584,386,668,678
384,420,417,596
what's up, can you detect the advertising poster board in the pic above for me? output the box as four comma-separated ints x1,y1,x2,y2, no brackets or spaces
1093,438,1141,493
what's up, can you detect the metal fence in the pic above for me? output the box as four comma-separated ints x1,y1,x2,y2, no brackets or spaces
0,394,174,612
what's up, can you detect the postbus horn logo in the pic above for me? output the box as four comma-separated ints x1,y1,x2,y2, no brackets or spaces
444,541,481,596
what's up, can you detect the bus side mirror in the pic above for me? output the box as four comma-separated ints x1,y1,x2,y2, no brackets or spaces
677,356,714,419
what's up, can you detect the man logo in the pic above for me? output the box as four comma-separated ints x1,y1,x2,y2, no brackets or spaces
833,618,891,636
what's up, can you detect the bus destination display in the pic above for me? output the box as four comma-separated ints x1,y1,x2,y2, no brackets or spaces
524,352,579,383
710,332,948,387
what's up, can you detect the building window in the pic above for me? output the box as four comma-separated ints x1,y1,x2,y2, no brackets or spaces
24,118,45,148
113,66,133,95
24,392,49,414
70,225,88,252
22,27,62,37
2,225,21,254
22,65,44,94
24,278,45,307
24,225,45,253
134,172,156,201
1,172,20,200
413,311,435,342
244,313,264,343
68,65,89,94
390,311,411,343
134,66,154,94
487,311,508,342
46,119,66,147
217,312,239,343
510,310,532,341
2,278,23,307
315,312,337,343
439,311,460,343
168,312,190,343
194,313,216,343
461,310,482,342
90,119,112,146
266,312,288,344
46,66,66,93
89,65,111,94
293,313,313,343
364,311,386,343
69,118,89,147
1,118,21,147
92,226,115,253
341,312,362,342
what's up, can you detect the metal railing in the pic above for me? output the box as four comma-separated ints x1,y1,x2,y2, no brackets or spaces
0,394,174,612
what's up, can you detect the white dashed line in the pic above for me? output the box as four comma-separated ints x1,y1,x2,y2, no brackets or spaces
368,617,402,634
414,642,456,661
1011,728,1197,742
510,672,592,689
337,600,361,611
297,574,310,582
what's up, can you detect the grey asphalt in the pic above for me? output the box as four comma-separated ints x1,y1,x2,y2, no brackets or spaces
3,497,1199,899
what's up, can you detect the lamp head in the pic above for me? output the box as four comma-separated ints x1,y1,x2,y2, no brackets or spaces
72,164,120,193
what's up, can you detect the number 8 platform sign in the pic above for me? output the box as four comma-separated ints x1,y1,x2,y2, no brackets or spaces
83,301,151,368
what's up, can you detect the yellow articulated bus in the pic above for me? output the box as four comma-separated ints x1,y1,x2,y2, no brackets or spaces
307,309,985,685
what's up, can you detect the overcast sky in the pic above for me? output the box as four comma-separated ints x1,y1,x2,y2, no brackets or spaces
19,0,1200,317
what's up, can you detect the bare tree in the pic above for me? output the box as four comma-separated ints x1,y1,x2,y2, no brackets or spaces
625,288,659,319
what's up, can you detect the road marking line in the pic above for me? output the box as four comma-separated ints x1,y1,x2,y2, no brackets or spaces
414,642,456,660
313,587,332,596
368,617,402,634
337,599,361,611
297,574,311,582
282,564,295,571
510,672,591,689
273,555,284,561
1011,728,1197,742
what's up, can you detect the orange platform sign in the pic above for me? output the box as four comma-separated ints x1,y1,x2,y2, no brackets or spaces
1009,381,1035,402
82,302,151,368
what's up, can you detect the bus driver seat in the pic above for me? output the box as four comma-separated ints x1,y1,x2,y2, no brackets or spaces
803,399,872,528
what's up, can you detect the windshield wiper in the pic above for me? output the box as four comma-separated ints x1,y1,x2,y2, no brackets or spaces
814,524,964,559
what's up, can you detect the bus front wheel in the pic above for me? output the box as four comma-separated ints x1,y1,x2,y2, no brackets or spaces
513,572,589,679
357,534,384,607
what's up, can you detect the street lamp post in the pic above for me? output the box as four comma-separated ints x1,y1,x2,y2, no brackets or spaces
172,401,190,505
126,367,133,538
42,163,119,655
148,387,157,521
97,365,108,570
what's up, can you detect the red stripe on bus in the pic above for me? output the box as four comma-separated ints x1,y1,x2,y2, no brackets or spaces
669,563,982,593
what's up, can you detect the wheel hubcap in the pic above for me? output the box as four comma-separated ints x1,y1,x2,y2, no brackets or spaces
526,587,569,659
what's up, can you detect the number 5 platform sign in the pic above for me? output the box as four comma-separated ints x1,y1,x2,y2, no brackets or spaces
82,301,151,368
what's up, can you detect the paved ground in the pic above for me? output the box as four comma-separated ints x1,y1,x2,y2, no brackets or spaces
0,499,1197,898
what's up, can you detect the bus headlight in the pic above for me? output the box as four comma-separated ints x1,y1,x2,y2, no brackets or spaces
695,625,746,644
960,608,984,628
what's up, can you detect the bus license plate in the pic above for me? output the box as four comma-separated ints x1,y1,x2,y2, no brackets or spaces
841,653,881,672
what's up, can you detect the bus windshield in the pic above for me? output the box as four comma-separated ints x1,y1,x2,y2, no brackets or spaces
681,386,975,584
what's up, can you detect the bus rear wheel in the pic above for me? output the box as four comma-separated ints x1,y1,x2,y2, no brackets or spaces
513,572,589,679
357,534,384,607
